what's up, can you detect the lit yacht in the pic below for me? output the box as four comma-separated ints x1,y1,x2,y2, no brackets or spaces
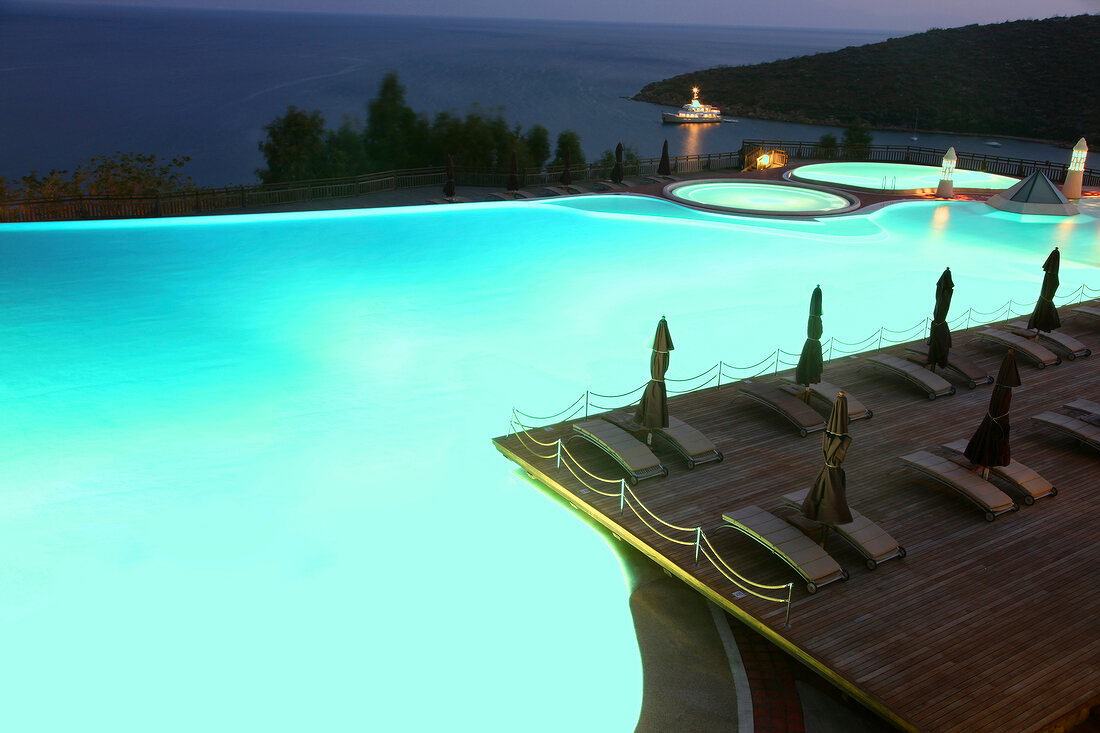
662,86,723,123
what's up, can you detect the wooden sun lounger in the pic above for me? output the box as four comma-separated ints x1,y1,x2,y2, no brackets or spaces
778,379,872,420
940,439,1057,504
487,190,538,201
571,420,668,485
426,196,471,205
721,505,849,593
904,345,993,389
596,180,629,191
780,490,905,570
900,450,1018,521
543,186,575,197
1063,398,1100,418
601,411,723,469
736,382,827,437
1071,304,1100,325
864,353,956,400
972,328,1061,368
1030,411,1100,453
1004,321,1092,360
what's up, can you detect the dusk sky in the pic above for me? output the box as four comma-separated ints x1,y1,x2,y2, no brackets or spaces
25,0,1100,31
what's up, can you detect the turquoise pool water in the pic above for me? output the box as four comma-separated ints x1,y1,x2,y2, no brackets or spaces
1,196,1098,731
665,179,859,216
789,162,1021,191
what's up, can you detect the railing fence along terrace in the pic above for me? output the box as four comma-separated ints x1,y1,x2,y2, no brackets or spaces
2,139,1092,222
0,152,741,223
740,139,1099,186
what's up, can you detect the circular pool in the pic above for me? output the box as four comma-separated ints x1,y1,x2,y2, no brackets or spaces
664,179,860,216
788,162,1019,191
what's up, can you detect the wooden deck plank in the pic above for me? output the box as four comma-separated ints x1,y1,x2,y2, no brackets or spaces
493,304,1100,733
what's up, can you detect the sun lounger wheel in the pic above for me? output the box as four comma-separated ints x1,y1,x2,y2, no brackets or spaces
865,558,878,571
1023,495,1035,506
687,458,695,469
898,546,907,558
984,511,996,522
1050,487,1058,496
799,428,808,437
841,569,850,581
967,380,977,390
806,581,817,594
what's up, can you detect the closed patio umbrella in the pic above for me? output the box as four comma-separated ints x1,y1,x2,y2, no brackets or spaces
964,349,1020,478
926,267,953,372
658,140,671,177
560,147,573,186
1026,246,1060,333
801,391,853,544
635,316,674,433
443,154,456,199
507,151,520,194
611,141,624,185
794,285,824,401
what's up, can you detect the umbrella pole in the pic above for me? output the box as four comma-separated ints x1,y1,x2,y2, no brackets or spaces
819,525,830,548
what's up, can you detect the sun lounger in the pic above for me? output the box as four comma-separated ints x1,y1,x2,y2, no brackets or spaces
601,411,723,469
426,196,471,205
899,450,1018,521
721,505,849,593
779,490,905,570
1030,412,1100,453
904,346,993,389
488,190,538,201
778,379,872,420
1071,304,1100,325
864,353,956,399
596,181,629,191
571,420,668,484
736,381,827,437
1004,321,1091,360
940,439,1057,504
972,328,1061,368
543,186,575,197
1063,398,1100,418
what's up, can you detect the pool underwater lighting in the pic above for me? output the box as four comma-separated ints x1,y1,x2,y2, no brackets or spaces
1064,138,1088,199
936,147,957,199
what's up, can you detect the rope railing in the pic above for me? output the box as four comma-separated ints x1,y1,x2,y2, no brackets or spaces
512,288,1100,427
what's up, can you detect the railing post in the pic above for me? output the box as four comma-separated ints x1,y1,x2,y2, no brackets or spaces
774,348,780,374
619,479,626,516
877,327,884,351
585,391,590,418
694,527,701,567
784,583,794,627
717,362,723,390
556,439,561,469
966,308,972,330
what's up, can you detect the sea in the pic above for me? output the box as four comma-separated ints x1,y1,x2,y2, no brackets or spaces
0,2,1072,188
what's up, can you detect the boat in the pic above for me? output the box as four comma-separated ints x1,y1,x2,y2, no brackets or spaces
662,86,722,124
985,140,1002,148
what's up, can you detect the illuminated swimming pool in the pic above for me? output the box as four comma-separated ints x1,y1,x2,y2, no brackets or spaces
789,162,1020,191
665,179,859,216
0,196,1097,731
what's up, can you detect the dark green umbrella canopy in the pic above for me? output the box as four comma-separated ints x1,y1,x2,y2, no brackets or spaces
801,391,853,525
635,316,674,429
507,150,520,193
443,154,456,199
1026,247,1061,332
560,147,573,186
611,141,624,185
964,349,1021,468
657,140,671,177
927,267,953,370
794,285,824,388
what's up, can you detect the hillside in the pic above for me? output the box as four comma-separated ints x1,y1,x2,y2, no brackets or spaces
634,15,1099,146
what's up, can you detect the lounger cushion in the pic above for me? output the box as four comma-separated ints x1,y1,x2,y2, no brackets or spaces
573,420,662,471
901,450,1016,513
722,505,845,584
867,354,953,394
738,383,826,432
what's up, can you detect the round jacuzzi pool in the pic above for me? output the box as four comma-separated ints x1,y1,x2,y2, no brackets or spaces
788,162,1019,191
663,179,860,216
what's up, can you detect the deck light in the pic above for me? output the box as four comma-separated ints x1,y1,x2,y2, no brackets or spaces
758,153,771,168
1063,138,1088,199
936,147,957,198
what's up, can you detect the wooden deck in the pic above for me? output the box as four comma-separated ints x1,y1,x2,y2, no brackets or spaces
493,306,1100,733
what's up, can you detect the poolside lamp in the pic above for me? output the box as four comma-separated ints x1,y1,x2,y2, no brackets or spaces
1063,138,1088,199
936,147,957,198
757,152,771,169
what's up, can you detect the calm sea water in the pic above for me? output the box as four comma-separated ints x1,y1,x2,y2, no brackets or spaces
0,4,1071,187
